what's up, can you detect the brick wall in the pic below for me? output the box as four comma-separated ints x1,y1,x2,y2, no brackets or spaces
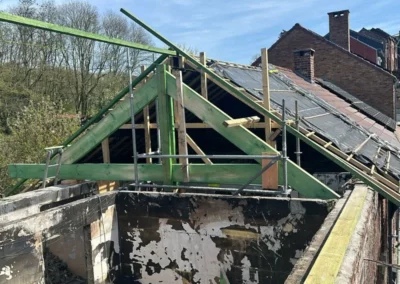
269,25,397,118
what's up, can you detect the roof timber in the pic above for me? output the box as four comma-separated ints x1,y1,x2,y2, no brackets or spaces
8,164,264,184
5,9,400,205
165,71,339,200
60,74,158,164
120,9,400,204
7,53,168,196
0,12,176,56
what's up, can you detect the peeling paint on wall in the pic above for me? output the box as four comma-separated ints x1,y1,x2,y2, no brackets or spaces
117,192,330,283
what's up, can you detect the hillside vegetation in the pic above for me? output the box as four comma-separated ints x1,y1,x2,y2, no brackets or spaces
0,0,154,193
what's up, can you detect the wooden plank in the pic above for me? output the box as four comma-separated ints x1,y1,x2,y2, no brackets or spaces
186,134,213,165
157,65,175,184
262,152,278,190
269,129,282,142
8,164,263,184
305,185,369,283
165,71,339,200
200,52,208,99
61,75,158,164
141,65,152,164
0,12,176,56
101,138,110,163
306,131,315,137
173,70,189,182
346,134,373,161
261,48,274,148
223,116,260,128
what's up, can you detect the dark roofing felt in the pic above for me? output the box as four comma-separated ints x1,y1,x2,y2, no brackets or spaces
211,61,400,179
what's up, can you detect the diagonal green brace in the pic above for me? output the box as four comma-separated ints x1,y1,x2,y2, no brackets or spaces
0,12,175,56
60,75,158,164
165,71,339,200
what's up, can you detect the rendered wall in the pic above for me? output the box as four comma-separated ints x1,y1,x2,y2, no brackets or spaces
116,192,333,283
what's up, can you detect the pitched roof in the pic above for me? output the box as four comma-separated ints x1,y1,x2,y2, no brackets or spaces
252,23,397,78
210,60,400,179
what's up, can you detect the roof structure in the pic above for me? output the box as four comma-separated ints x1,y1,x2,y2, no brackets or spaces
209,61,400,180
3,9,400,206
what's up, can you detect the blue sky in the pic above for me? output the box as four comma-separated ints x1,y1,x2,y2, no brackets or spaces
2,0,400,64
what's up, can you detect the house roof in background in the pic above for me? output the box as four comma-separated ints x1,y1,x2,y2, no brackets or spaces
316,78,397,131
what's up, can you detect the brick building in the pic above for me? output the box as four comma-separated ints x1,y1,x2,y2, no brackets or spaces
253,10,400,121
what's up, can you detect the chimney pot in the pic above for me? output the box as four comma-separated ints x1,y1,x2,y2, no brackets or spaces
293,48,315,82
328,10,350,50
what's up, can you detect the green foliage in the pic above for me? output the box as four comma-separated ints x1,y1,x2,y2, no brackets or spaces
0,98,79,193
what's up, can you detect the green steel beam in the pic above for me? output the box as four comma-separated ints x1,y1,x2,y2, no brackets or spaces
7,53,168,196
0,12,176,56
157,65,176,184
61,75,158,164
122,8,400,204
8,164,262,184
165,71,339,200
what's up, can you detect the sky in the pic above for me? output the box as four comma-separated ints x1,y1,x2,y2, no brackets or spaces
1,0,400,64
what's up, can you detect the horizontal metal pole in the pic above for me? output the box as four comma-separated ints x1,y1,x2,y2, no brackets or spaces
125,184,290,196
137,154,281,160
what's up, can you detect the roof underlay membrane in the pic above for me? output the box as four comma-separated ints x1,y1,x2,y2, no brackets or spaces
211,62,400,179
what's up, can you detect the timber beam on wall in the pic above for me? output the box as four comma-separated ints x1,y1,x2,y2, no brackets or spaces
0,12,176,56
8,164,264,184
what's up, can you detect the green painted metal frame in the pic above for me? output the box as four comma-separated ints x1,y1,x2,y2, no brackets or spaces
157,65,176,184
0,12,176,56
8,164,263,184
121,8,400,205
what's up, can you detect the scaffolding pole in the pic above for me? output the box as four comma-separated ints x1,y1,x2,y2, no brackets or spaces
282,99,288,191
127,48,139,190
295,100,302,166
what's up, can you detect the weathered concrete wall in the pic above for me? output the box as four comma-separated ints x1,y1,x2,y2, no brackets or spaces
335,186,382,284
45,228,87,278
90,205,120,284
0,182,97,224
0,191,117,284
116,192,333,284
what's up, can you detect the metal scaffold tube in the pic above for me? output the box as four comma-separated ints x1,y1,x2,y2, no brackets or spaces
295,100,302,167
282,99,288,191
125,184,290,196
137,154,281,160
127,48,139,190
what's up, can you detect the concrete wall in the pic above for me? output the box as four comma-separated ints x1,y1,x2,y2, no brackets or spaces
116,192,333,284
0,191,117,284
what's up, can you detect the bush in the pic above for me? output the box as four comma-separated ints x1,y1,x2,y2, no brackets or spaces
0,99,79,193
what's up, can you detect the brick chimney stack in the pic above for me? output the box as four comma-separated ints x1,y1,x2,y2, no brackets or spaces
293,49,315,82
328,10,350,50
